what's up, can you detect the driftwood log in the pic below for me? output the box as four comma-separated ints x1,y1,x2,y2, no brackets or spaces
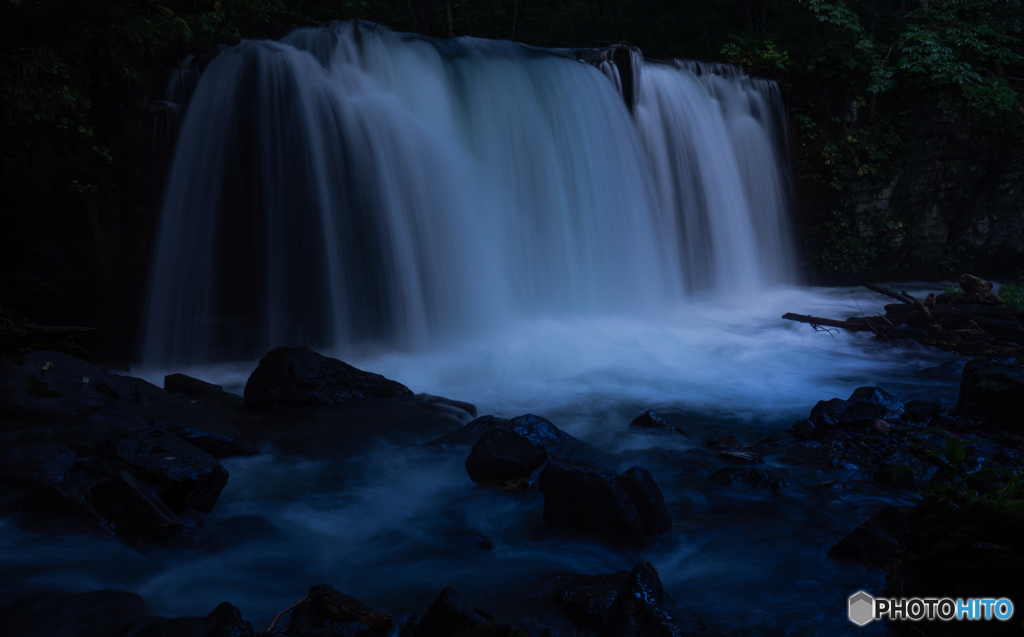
783,274,1024,358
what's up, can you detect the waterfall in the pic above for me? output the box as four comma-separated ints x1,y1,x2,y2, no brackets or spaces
141,22,796,366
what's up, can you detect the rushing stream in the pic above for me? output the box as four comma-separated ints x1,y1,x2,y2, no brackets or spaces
4,285,964,635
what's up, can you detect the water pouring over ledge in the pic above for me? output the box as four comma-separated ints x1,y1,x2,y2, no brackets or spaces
142,21,795,367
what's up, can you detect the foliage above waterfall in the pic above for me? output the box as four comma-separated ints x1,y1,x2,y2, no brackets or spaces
2,0,1022,279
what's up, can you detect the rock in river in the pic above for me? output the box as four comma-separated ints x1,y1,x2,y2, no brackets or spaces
243,346,412,410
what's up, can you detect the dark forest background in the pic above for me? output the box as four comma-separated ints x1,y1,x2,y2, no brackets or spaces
2,0,1022,357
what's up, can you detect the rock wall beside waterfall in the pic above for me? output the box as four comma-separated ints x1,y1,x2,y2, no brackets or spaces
793,105,1024,283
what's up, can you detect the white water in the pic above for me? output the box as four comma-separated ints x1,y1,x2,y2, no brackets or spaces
142,22,794,366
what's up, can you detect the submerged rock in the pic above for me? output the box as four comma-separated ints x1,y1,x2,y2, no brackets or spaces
537,458,647,547
243,346,412,410
415,587,487,637
599,562,708,637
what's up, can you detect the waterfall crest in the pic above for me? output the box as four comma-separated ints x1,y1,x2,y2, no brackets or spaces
142,22,796,365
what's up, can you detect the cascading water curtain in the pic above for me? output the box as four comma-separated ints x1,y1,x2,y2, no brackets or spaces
142,22,797,366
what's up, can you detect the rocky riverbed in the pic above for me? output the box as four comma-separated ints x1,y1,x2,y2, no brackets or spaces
2,307,1023,636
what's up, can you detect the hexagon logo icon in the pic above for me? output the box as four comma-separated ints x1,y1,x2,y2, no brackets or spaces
849,591,875,626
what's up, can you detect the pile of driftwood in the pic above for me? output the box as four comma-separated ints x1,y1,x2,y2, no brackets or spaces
784,274,1024,357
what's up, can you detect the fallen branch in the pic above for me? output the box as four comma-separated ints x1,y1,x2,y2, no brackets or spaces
782,313,876,332
865,284,913,305
266,596,309,633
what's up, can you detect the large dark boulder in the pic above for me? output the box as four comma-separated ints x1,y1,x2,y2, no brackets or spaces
415,587,487,637
827,505,908,574
309,584,392,631
0,441,76,485
537,458,647,547
617,467,673,536
131,601,254,637
243,346,412,410
954,358,1024,429
464,414,575,484
547,571,629,630
599,563,708,637
101,426,229,515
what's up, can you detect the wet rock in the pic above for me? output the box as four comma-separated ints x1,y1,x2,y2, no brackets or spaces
617,467,673,536
827,505,908,574
847,387,904,420
599,562,708,637
287,601,327,635
464,415,577,484
870,419,892,434
0,441,75,485
102,426,228,515
705,465,770,488
308,585,392,631
954,358,1024,430
902,400,943,422
960,273,994,295
547,571,629,630
301,621,373,637
377,613,419,637
86,470,184,539
791,419,819,440
428,415,509,448
415,587,487,637
243,346,411,410
704,436,741,450
629,411,668,430
537,458,647,546
133,601,254,637
164,373,224,397
0,351,256,458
